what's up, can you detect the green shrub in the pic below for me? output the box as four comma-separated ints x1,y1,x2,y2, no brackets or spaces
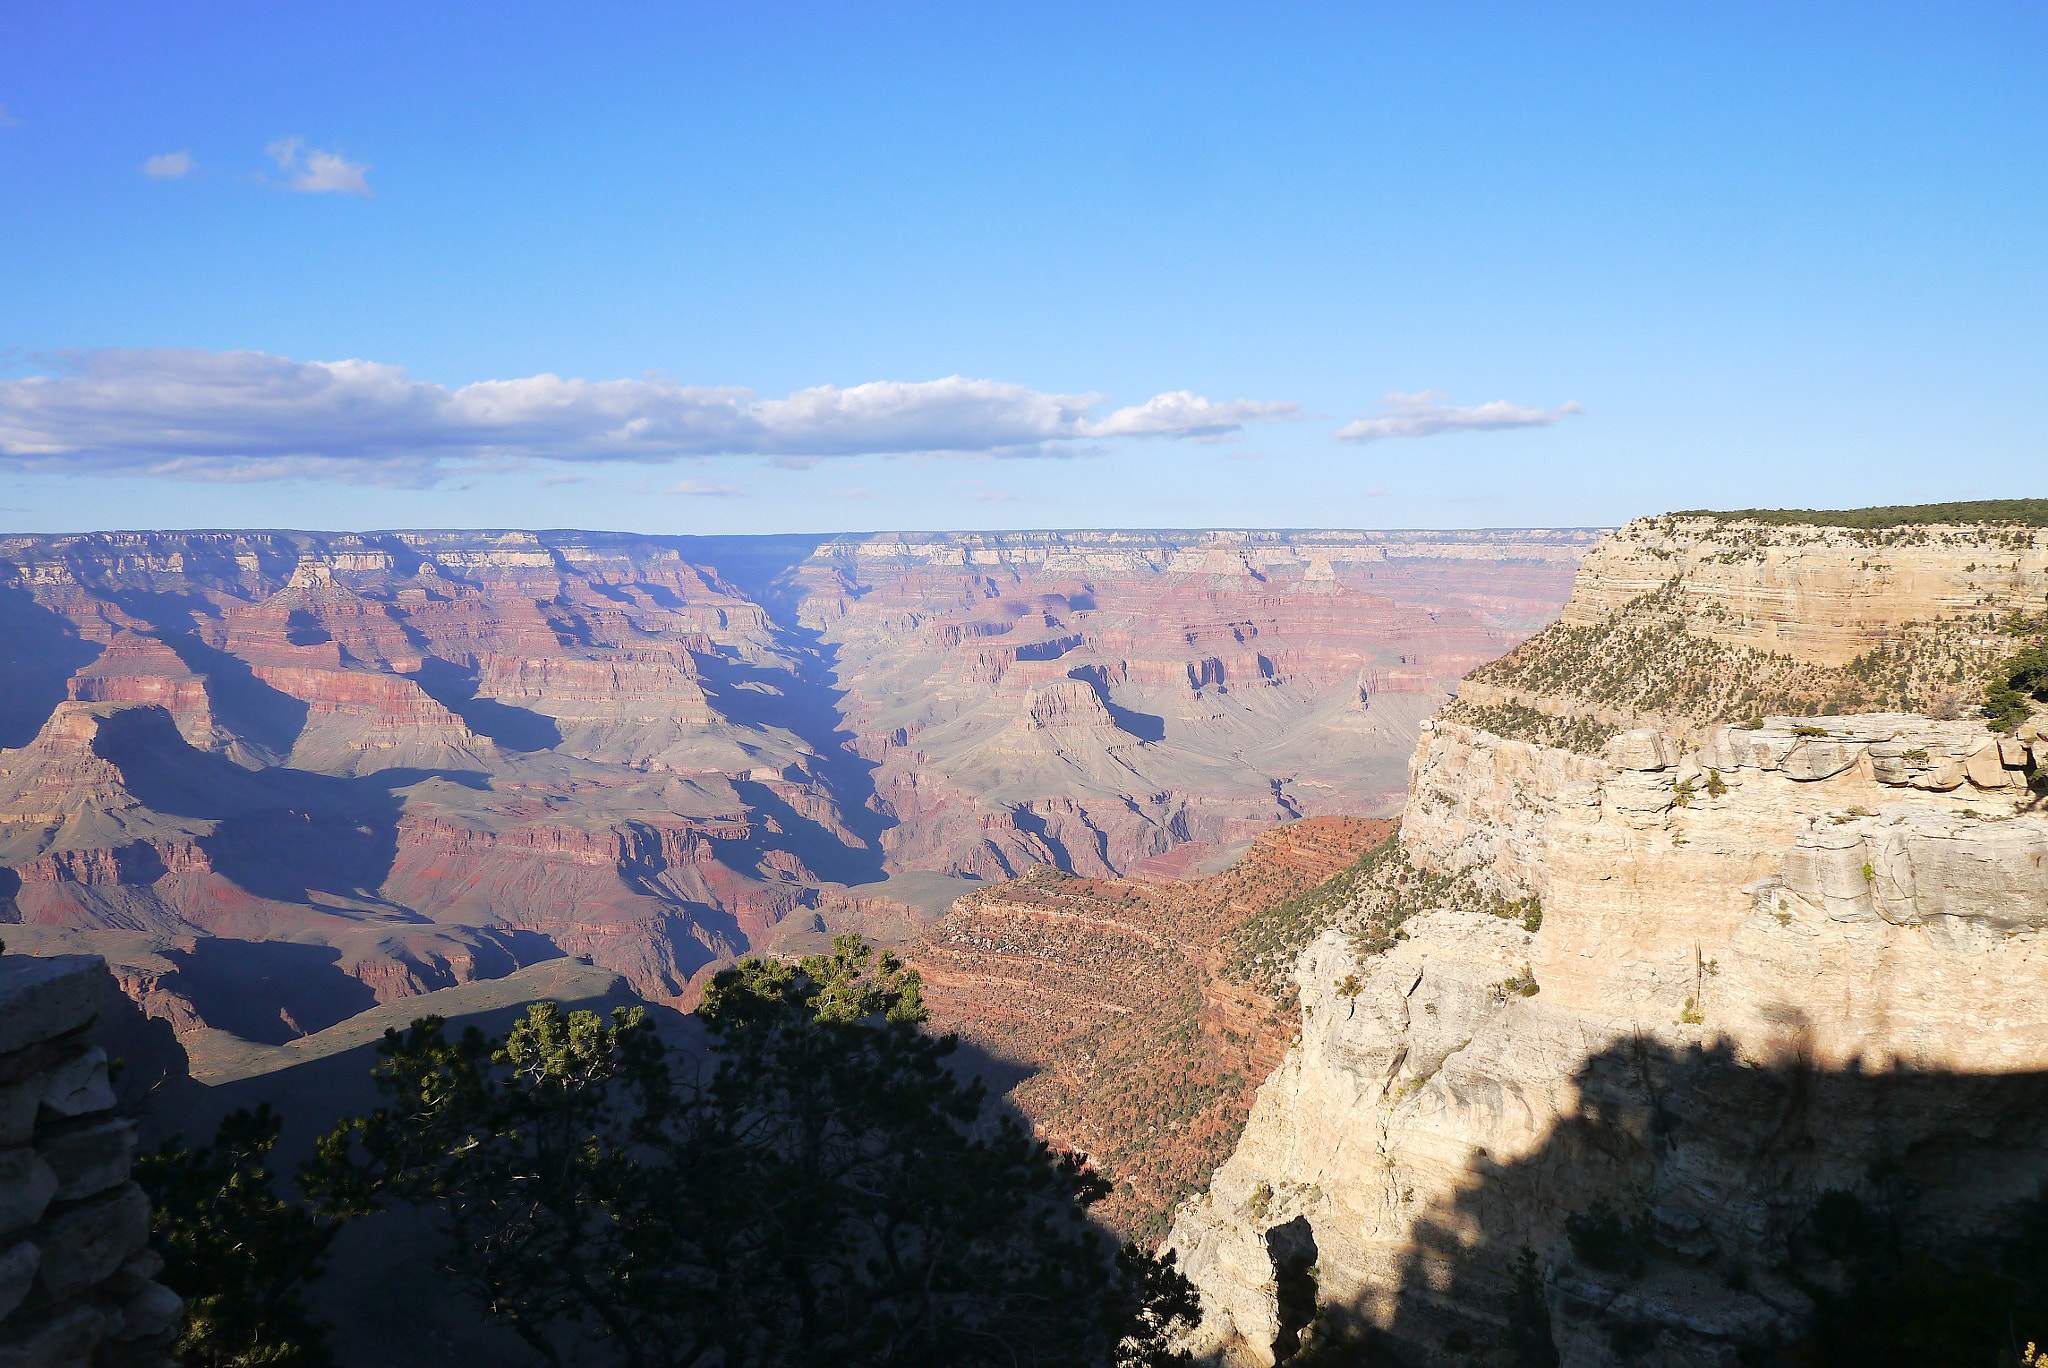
1566,1203,1646,1276
1669,499,2048,528
1986,643,2048,731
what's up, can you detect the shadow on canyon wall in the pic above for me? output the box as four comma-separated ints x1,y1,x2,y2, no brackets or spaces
92,703,487,908
665,535,900,884
1252,1033,2048,1368
103,587,316,762
0,584,102,748
407,657,564,752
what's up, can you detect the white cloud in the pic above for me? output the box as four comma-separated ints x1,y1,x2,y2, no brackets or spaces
142,151,194,180
665,478,746,497
1088,390,1298,438
0,349,1297,485
1333,391,1584,443
266,138,371,196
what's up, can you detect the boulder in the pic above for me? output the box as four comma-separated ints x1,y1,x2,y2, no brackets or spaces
0,1303,105,1368
37,1121,132,1202
1915,757,1967,791
1780,739,1863,781
107,1282,181,1343
36,1053,112,1123
0,1152,57,1241
34,1183,148,1303
100,1251,162,1301
0,1243,37,1323
1606,729,1676,771
0,961,102,1060
0,1088,38,1151
1965,744,2014,789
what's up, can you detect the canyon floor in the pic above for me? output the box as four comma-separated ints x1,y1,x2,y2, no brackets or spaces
0,527,1588,1066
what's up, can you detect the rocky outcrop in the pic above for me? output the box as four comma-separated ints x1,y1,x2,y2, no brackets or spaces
1167,514,2048,1366
0,953,181,1365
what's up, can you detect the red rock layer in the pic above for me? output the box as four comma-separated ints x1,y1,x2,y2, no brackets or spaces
910,815,1394,1242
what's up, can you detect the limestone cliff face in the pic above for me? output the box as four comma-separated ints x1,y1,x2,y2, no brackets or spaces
1167,516,2048,1367
1452,515,2048,742
1558,517,2048,665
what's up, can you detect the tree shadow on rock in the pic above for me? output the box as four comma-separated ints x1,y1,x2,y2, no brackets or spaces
1252,1035,2048,1367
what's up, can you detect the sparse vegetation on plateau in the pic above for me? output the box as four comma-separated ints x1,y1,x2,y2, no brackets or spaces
1454,582,1836,746
1437,699,1619,754
1221,836,1539,1006
1668,499,2048,528
1451,578,2044,750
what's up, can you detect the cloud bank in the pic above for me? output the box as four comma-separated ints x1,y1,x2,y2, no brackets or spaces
1334,390,1583,443
0,349,1300,485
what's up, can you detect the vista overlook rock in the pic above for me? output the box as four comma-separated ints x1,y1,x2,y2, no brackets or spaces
0,526,1589,1066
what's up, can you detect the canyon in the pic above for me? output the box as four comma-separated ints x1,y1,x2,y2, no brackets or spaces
0,527,1589,1066
1163,511,2048,1366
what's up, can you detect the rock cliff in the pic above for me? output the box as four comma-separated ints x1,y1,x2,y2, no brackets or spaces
1166,510,2048,1366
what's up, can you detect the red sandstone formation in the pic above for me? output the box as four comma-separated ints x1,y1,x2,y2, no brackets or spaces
0,529,1587,1051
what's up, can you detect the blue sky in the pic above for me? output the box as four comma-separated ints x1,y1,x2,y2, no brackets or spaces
1,2,2042,534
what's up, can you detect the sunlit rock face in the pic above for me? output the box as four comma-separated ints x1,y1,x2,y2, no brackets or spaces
1167,516,2048,1367
0,527,1588,1055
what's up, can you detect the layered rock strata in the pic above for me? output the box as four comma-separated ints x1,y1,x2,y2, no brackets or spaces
0,528,1587,1048
1167,514,2048,1366
1453,515,2048,744
0,953,180,1366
